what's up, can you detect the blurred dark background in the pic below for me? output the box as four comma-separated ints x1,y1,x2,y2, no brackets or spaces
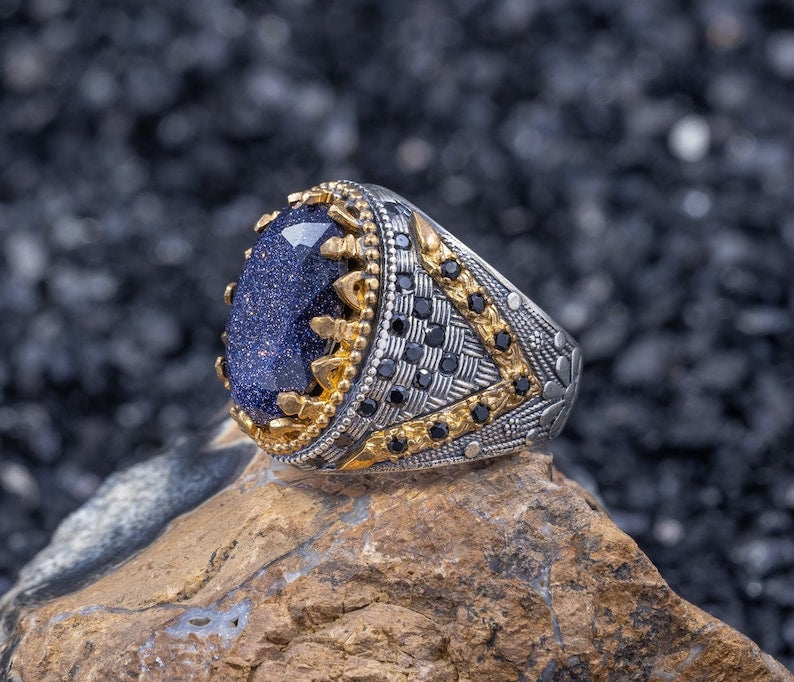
1,0,792,669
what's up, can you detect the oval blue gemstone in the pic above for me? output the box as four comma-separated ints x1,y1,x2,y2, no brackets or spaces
225,205,344,423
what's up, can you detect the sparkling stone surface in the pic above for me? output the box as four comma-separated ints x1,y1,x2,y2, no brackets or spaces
468,293,486,313
440,259,461,279
403,342,423,364
357,398,378,417
394,234,411,249
389,385,408,405
414,369,433,389
225,205,343,423
439,352,459,375
514,376,531,395
471,403,490,424
413,297,432,319
390,314,408,335
425,324,445,347
494,330,511,351
396,273,414,291
377,359,396,379
388,437,407,453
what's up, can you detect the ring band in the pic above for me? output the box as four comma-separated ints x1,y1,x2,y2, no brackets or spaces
216,181,581,471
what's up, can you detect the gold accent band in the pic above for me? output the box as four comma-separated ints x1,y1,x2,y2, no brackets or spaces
339,212,540,470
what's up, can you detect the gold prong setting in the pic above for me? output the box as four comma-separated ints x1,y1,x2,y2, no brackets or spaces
221,181,381,457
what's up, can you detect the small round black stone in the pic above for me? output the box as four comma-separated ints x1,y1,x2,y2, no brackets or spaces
471,403,489,424
413,297,432,319
357,398,378,417
425,324,445,347
468,292,486,314
413,369,433,389
440,259,461,279
388,385,408,405
439,352,458,375
403,342,423,364
377,359,396,379
494,330,512,351
394,234,411,249
514,376,531,395
388,436,408,453
397,274,414,291
390,314,408,335
428,422,449,440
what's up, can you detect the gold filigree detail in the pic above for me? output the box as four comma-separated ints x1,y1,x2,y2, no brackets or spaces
340,211,540,470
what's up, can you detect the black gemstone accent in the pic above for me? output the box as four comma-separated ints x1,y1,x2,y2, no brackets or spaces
471,403,489,424
389,385,408,405
377,359,396,379
385,201,412,218
413,369,433,389
388,436,408,453
403,342,423,364
439,352,458,375
468,292,486,314
514,376,531,395
413,297,432,319
397,273,414,291
425,324,445,347
394,234,411,249
357,398,378,417
428,422,449,440
390,314,408,336
440,259,461,279
494,330,512,351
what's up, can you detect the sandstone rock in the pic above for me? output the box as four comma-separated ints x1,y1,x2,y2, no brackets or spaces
1,417,790,681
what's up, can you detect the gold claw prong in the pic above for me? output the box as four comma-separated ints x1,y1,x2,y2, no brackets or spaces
333,270,365,311
320,234,363,260
311,355,346,390
215,356,229,389
411,211,440,253
231,406,255,432
328,204,362,232
309,315,359,343
289,189,333,206
254,210,280,234
221,330,228,345
304,189,334,205
267,417,303,437
244,247,253,260
224,281,237,306
277,392,323,419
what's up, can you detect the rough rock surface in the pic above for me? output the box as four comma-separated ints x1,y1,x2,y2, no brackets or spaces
0,420,789,681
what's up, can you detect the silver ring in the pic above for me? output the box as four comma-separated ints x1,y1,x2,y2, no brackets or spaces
216,181,581,472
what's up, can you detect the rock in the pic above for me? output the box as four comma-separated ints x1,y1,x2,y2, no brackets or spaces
1,419,790,681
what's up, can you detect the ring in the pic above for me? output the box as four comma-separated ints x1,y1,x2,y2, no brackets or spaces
216,181,581,471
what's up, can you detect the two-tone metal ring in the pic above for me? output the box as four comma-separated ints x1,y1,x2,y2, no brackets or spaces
216,181,581,472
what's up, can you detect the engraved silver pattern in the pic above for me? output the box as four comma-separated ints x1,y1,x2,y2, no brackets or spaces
278,183,582,472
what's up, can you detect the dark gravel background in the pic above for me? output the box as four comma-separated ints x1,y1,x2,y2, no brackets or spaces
1,0,792,669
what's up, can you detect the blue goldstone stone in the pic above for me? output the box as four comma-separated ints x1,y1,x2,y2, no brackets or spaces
225,205,344,423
